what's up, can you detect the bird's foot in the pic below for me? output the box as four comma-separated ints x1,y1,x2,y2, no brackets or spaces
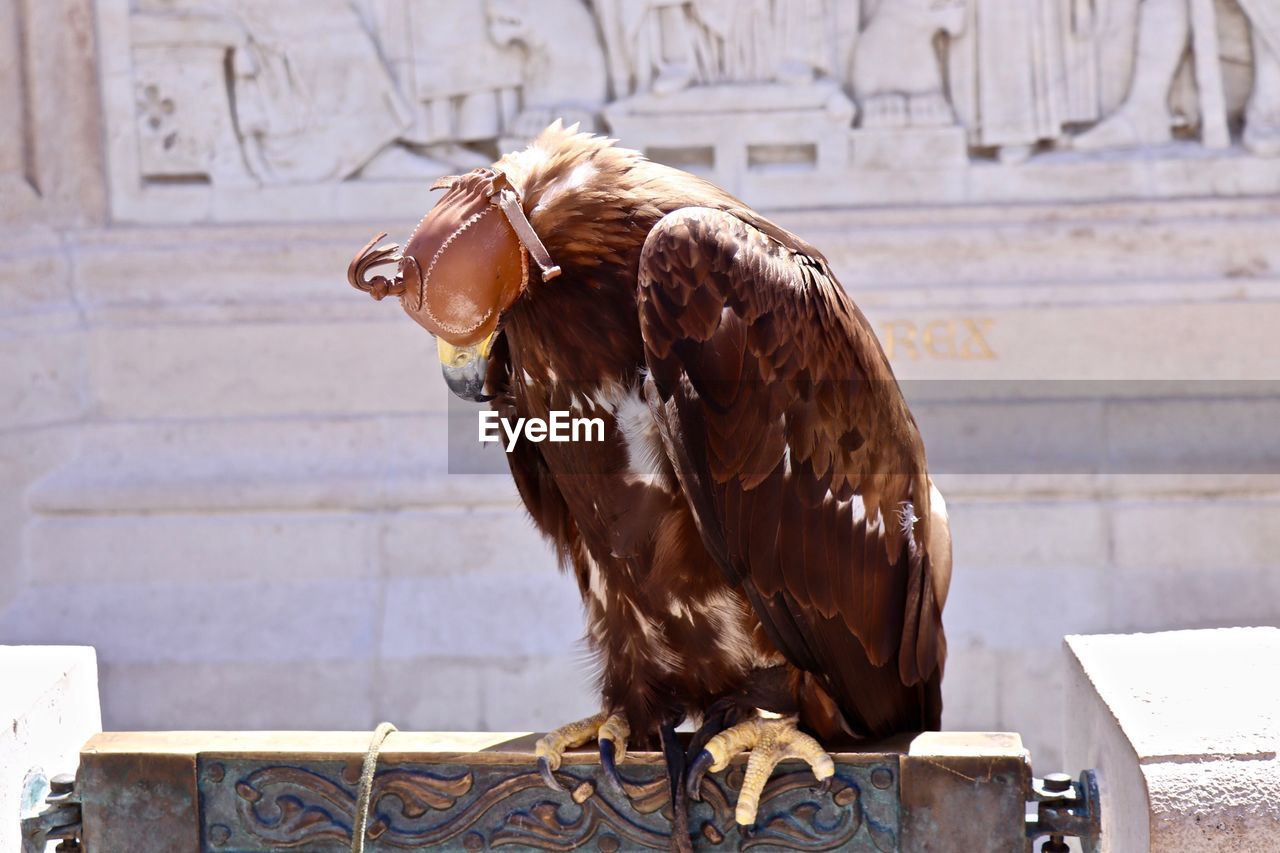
686,713,834,826
534,711,630,794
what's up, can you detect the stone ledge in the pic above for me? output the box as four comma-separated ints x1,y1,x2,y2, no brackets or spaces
1064,628,1280,852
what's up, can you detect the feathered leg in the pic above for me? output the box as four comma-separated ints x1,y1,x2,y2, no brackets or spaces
660,722,693,853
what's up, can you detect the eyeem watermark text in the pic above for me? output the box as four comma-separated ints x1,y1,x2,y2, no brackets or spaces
479,410,606,451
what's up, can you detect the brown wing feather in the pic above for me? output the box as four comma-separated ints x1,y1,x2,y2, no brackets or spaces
638,207,948,737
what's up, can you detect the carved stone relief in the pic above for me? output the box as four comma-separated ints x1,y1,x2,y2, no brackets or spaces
0,0,38,209
1074,0,1280,156
95,0,1280,222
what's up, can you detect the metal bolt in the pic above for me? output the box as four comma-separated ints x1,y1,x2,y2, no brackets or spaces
48,775,75,797
870,767,894,790
1043,773,1073,794
208,824,231,847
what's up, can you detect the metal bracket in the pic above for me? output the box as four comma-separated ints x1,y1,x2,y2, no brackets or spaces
1026,770,1101,853
21,773,82,853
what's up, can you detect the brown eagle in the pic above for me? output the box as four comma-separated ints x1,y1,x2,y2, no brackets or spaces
349,123,951,841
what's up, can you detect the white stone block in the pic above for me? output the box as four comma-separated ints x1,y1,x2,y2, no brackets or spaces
86,320,447,420
944,563,1110,649
1106,398,1280,477
0,229,75,326
0,579,381,665
26,513,379,584
0,331,87,431
98,659,372,730
1107,499,1280,632
380,508,558,578
1,646,100,853
380,572,584,659
69,222,382,311
377,658,484,732
939,642,1002,733
480,656,598,732
787,199,1280,294
1064,628,1280,852
877,302,1280,383
948,500,1108,570
0,431,77,614
1108,565,1280,634
1111,500,1280,572
27,418,416,514
851,127,968,169
911,391,1111,467
996,648,1065,773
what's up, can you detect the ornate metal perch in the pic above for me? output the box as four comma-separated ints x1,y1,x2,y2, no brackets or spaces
26,731,1100,852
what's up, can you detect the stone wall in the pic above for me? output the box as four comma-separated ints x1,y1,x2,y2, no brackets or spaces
2,0,1279,774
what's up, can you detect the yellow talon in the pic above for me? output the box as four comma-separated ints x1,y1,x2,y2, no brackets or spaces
697,714,834,826
534,711,631,791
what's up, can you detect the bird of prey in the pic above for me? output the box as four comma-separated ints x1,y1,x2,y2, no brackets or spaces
348,122,951,844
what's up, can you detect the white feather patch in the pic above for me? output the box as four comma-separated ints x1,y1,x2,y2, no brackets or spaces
585,550,608,605
898,501,919,555
592,381,674,492
534,162,597,212
698,590,755,675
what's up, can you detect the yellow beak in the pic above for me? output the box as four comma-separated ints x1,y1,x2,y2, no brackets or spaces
438,332,496,402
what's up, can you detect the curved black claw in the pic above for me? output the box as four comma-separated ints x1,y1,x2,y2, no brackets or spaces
598,739,625,793
685,749,714,802
538,756,566,793
811,777,832,795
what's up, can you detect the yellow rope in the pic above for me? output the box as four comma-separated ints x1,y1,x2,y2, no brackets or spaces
351,722,398,853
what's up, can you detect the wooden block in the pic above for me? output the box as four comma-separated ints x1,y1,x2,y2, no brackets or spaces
899,732,1032,853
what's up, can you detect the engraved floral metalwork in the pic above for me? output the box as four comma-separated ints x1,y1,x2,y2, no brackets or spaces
200,756,899,851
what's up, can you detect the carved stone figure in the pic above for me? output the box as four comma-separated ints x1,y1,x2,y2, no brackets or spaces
853,0,966,129
361,0,524,174
223,0,411,183
594,0,837,96
1074,0,1280,156
948,0,1101,161
594,0,704,95
1242,1,1280,155
705,0,835,84
485,0,610,142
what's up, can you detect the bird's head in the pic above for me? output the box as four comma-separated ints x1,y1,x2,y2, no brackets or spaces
347,167,560,402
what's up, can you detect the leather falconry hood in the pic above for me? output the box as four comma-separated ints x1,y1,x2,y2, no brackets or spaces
347,168,561,345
